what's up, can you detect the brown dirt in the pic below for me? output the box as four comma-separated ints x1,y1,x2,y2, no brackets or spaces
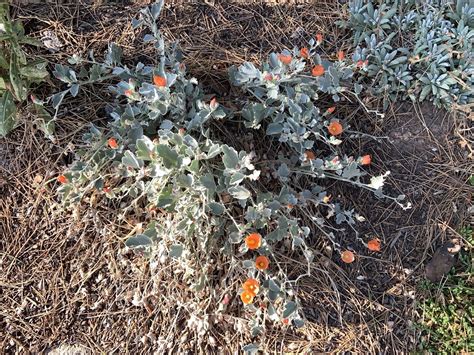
1,1,472,354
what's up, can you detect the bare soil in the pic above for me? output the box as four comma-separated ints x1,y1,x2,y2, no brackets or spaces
1,1,472,353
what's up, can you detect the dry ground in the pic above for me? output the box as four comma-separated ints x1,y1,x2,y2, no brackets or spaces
1,1,472,353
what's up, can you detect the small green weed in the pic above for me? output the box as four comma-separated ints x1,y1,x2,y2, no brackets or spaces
417,227,473,354
0,3,50,137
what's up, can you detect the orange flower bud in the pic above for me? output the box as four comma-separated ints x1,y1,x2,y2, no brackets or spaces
57,175,68,184
316,33,323,44
300,47,309,59
153,75,167,87
108,138,119,149
360,154,371,166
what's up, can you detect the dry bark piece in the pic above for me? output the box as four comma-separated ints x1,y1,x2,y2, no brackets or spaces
425,240,461,282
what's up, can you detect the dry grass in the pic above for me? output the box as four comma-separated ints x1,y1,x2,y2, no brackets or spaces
1,1,472,353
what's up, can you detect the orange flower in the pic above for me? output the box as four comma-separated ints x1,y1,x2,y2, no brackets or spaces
278,54,292,65
367,238,381,252
300,47,309,59
327,106,336,114
328,121,343,136
311,65,325,77
242,278,260,296
282,318,289,325
360,154,371,166
337,50,345,61
356,59,368,68
255,255,270,271
240,290,254,305
57,175,68,184
108,138,119,149
124,89,133,97
103,186,111,193
316,33,323,44
245,233,262,250
305,150,316,161
287,204,293,209
341,250,355,263
153,75,167,87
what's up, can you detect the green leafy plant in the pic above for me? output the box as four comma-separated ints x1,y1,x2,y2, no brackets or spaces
417,227,473,353
339,0,473,110
0,3,49,137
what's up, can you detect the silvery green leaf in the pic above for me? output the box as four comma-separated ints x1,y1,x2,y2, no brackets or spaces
222,145,239,169
70,84,79,97
277,163,290,179
176,174,193,187
293,318,305,328
269,52,279,67
207,143,221,159
242,102,266,128
242,343,259,354
169,244,183,258
229,232,242,244
105,43,122,65
143,34,155,42
137,137,155,158
268,290,279,301
131,18,142,29
292,236,304,249
266,123,283,135
228,186,251,200
122,150,143,169
229,172,246,185
268,279,280,292
156,144,178,168
125,234,152,248
242,259,255,269
342,162,362,179
283,301,297,318
112,67,125,75
208,202,224,215
183,135,198,149
151,0,164,19
200,174,216,190
160,119,173,130
51,90,69,110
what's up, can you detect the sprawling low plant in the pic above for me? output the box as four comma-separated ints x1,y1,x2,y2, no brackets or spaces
339,0,473,109
0,3,50,137
54,1,318,336
52,0,413,342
